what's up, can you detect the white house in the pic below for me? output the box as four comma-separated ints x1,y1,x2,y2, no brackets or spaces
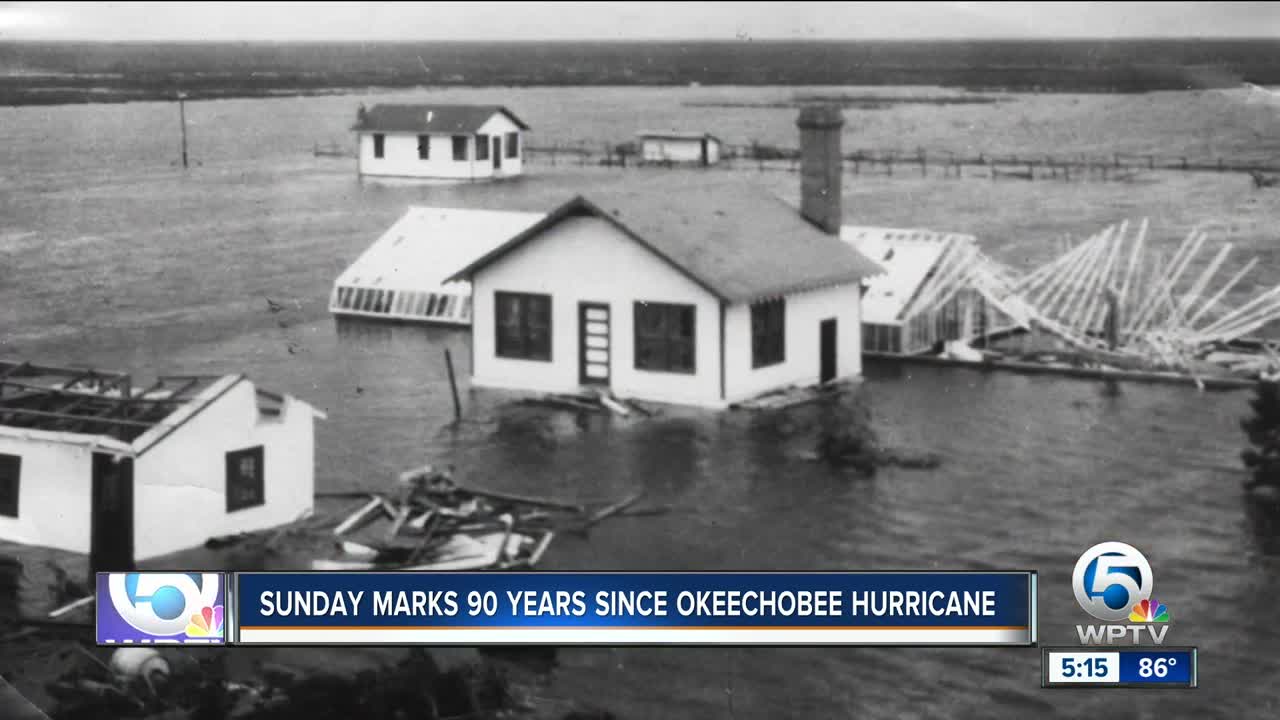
352,104,530,181
0,362,325,569
330,206,545,325
447,108,881,409
638,131,723,166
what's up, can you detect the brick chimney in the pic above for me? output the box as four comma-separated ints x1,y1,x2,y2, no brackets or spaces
796,105,845,235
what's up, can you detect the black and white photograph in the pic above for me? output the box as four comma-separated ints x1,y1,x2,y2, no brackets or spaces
1,1,1279,718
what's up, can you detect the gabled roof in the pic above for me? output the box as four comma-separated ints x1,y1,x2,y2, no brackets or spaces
351,104,530,134
840,226,976,324
448,182,883,303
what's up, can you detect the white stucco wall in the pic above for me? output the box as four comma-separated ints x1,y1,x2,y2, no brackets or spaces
723,283,864,403
357,112,524,180
640,136,719,165
132,381,316,561
0,433,93,553
478,114,524,177
470,215,724,407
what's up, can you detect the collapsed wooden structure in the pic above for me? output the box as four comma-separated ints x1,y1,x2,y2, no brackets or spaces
860,220,1280,380
313,465,647,571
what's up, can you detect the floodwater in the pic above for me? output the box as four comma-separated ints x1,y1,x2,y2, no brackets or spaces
2,90,1280,719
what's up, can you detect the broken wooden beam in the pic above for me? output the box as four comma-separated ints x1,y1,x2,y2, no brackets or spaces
452,482,586,513
567,491,645,536
333,496,384,536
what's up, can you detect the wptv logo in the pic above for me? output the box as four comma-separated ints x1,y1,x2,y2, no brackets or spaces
1072,542,1172,645
96,573,226,645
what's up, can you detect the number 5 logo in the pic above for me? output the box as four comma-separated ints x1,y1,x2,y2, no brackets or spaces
1072,542,1153,623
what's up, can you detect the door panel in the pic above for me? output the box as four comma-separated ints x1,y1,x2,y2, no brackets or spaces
90,453,135,576
579,302,611,385
819,318,837,384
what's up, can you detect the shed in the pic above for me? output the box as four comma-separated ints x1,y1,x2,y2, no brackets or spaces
0,361,325,569
352,104,530,181
330,207,545,325
637,131,723,166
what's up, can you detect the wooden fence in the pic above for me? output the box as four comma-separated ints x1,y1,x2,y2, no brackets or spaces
311,139,1280,184
521,142,1280,183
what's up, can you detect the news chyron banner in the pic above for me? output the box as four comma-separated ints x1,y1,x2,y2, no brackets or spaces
97,571,1036,646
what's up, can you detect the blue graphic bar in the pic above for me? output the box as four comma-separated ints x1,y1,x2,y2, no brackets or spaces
1043,647,1196,688
231,571,1036,646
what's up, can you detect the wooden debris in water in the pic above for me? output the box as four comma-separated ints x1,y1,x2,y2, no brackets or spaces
318,464,649,571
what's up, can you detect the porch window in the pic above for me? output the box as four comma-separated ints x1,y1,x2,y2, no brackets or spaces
0,454,18,518
476,134,490,161
495,292,552,361
226,446,265,513
751,298,786,368
372,133,385,159
417,135,430,160
634,302,695,374
505,132,519,158
452,135,469,161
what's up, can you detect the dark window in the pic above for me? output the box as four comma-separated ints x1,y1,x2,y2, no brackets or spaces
495,292,552,361
634,302,696,374
417,135,430,160
226,446,264,513
476,134,490,161
505,132,519,158
372,133,385,159
452,135,469,161
751,298,786,368
0,454,19,518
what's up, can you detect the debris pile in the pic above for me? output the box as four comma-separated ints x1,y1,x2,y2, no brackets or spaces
313,465,647,571
977,217,1280,376
43,645,561,720
906,219,1280,382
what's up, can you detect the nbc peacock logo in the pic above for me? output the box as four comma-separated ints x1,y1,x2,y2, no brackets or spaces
1129,598,1171,624
1072,542,1172,645
186,604,226,638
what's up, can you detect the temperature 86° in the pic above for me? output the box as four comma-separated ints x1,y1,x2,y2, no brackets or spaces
1139,657,1175,678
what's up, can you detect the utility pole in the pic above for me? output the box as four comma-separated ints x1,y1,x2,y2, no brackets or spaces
177,91,189,169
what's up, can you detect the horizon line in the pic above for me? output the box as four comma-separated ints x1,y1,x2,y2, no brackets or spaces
5,36,1280,45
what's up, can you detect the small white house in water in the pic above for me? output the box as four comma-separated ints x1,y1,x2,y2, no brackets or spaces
447,108,881,408
330,206,545,325
352,104,530,181
637,131,723,166
0,362,324,569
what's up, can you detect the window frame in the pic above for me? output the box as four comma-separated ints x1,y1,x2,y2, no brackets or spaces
495,291,552,362
750,297,786,369
476,134,490,161
633,302,696,374
505,132,519,159
372,133,385,159
0,453,19,518
225,445,265,513
452,135,469,161
417,134,430,160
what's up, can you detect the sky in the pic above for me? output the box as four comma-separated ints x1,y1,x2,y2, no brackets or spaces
1,1,1279,42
